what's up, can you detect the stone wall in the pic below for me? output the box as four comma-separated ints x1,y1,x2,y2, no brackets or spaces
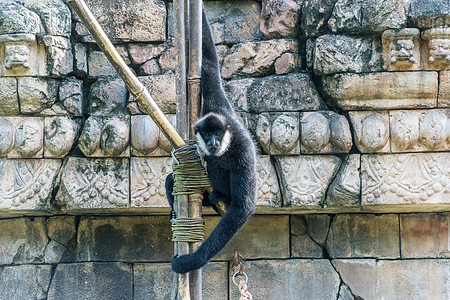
0,0,448,299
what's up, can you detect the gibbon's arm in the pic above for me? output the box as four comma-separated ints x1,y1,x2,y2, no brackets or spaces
201,8,234,116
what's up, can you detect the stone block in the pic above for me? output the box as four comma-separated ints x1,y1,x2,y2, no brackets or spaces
333,259,450,299
0,159,61,210
77,216,172,262
0,265,52,300
83,0,165,42
205,215,290,261
222,39,297,79
439,71,450,107
18,77,59,113
44,117,79,158
361,153,450,207
89,77,128,116
23,0,71,37
132,75,176,114
349,111,390,153
0,77,18,115
7,117,44,158
56,158,129,211
304,214,331,245
301,0,337,37
59,77,83,116
134,262,228,299
229,260,340,299
381,28,421,71
390,109,449,152
422,27,450,70
131,157,172,208
41,35,73,77
400,213,449,258
128,44,164,65
326,154,361,207
274,52,298,74
290,216,324,258
224,78,253,112
73,43,87,76
140,59,161,75
78,115,130,157
47,262,132,300
205,1,261,44
255,155,282,208
328,0,408,34
409,0,450,28
0,3,43,35
322,72,438,110
159,46,176,72
327,214,400,258
314,34,371,75
246,73,322,112
45,216,77,263
0,218,48,264
87,50,117,77
301,111,352,154
260,0,301,38
275,155,341,207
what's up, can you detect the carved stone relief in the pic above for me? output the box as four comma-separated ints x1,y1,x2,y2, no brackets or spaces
382,28,420,71
422,27,450,70
350,111,390,153
18,77,59,114
0,159,61,210
362,153,450,206
275,155,341,207
0,77,19,115
130,157,172,208
326,154,361,207
255,155,281,207
56,158,129,210
44,117,78,158
78,116,130,157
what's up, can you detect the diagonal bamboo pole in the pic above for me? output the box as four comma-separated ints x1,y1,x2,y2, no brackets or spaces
67,0,185,149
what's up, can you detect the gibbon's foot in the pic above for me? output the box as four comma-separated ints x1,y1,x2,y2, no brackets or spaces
172,253,205,274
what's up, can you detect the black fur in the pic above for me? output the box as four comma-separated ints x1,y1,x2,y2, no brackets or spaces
166,8,257,274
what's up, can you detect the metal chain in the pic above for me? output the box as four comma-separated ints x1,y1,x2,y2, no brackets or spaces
238,279,253,300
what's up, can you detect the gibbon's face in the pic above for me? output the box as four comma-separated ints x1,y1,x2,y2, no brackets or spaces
194,113,232,157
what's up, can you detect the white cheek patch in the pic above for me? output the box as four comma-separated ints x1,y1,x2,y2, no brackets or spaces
216,130,232,157
196,132,211,156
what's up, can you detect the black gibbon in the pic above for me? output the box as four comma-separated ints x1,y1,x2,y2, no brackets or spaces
165,8,257,274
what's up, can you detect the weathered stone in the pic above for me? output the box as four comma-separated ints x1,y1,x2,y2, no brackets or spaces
333,259,450,299
382,28,421,71
41,35,73,76
409,0,450,28
222,39,297,78
205,215,290,261
305,214,331,245
390,110,420,151
270,113,300,155
59,77,83,116
89,77,128,115
326,155,361,207
47,263,132,300
0,77,19,115
0,265,52,299
338,284,356,300
130,157,172,208
0,218,48,264
78,115,130,157
260,0,302,38
224,78,253,112
301,0,338,37
23,0,71,37
439,71,450,107
328,0,408,34
129,44,164,65
0,118,14,156
422,27,450,70
314,34,371,75
115,45,131,65
140,59,161,75
83,0,166,42
134,262,228,299
18,77,59,113
159,46,176,72
77,216,172,261
327,214,400,258
73,43,87,76
0,159,61,210
361,153,450,207
56,158,129,210
205,1,261,44
274,52,297,74
44,117,78,158
322,72,439,110
255,155,282,208
12,117,44,158
349,111,390,153
246,73,322,112
291,216,323,258
130,115,159,155
401,213,449,258
133,75,176,113
275,155,341,207
229,260,340,299
0,2,43,35
87,50,116,78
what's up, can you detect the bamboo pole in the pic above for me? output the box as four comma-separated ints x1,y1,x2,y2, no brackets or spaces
67,0,185,149
187,2,203,299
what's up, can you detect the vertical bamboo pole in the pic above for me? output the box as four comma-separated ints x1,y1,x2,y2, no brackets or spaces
187,1,203,299
174,0,190,299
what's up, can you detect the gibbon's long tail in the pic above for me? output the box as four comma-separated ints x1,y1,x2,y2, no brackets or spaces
200,8,234,116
